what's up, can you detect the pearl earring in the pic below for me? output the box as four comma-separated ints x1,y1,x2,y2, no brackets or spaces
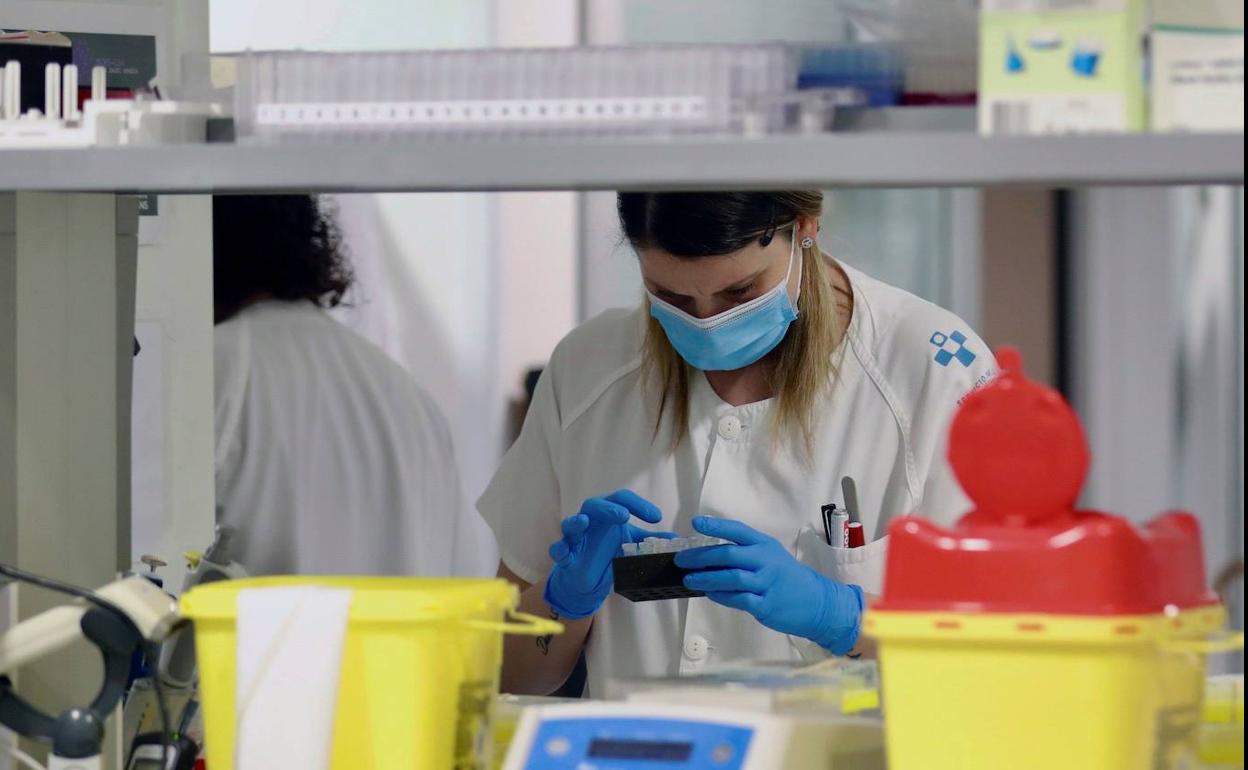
801,236,814,249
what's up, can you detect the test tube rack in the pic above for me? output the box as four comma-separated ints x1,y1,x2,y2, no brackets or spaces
613,537,728,603
0,60,222,149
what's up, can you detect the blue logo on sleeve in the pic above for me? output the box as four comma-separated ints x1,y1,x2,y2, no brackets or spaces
930,330,977,368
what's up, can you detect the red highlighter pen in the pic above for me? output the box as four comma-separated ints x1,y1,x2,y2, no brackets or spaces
847,521,865,549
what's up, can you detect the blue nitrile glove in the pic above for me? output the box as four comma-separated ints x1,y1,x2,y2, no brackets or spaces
676,516,865,656
544,490,673,619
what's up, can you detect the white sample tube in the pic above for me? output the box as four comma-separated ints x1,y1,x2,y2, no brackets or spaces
4,61,20,120
63,65,79,121
45,63,62,120
91,65,106,103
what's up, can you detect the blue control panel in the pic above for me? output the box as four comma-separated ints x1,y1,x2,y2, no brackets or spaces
519,717,755,770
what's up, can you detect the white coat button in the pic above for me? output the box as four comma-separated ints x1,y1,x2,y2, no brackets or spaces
684,635,709,661
717,415,743,441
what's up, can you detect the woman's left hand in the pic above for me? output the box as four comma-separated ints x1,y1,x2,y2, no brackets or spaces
675,516,864,656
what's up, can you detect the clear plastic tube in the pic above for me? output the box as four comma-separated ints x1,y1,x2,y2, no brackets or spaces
45,63,61,120
4,62,20,121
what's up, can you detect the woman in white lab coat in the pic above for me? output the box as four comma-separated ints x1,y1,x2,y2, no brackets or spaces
478,191,996,696
213,195,481,578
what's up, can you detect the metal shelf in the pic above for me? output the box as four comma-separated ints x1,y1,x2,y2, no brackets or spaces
1,132,1242,193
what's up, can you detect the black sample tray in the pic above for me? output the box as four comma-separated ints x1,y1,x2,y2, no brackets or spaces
613,550,706,602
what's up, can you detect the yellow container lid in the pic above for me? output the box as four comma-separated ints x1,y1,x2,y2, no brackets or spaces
1166,604,1227,636
180,576,519,623
865,608,1166,644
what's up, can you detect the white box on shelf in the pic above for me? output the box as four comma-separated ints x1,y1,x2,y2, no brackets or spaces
979,0,1149,135
1152,0,1245,132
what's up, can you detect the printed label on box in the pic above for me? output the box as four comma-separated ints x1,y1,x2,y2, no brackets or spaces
1152,31,1245,131
981,93,1128,134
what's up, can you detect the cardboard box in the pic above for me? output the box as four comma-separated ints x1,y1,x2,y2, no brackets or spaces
980,0,1147,134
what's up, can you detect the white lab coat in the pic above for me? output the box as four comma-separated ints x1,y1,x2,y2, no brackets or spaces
478,264,997,695
215,300,489,577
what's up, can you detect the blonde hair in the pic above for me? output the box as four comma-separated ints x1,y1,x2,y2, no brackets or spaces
635,192,844,454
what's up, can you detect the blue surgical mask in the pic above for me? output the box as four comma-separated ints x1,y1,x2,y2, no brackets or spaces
646,227,801,372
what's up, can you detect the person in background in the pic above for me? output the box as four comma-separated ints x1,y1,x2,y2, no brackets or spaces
479,191,997,696
213,195,478,576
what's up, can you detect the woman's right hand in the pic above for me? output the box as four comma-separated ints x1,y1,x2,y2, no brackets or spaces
543,490,669,619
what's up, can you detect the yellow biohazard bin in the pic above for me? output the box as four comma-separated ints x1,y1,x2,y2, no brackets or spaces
866,610,1169,770
1144,512,1243,768
1199,674,1245,767
867,349,1232,770
180,576,562,770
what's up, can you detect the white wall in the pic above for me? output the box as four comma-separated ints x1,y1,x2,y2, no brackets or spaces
585,0,850,45
493,0,579,409
130,195,215,592
1071,187,1245,664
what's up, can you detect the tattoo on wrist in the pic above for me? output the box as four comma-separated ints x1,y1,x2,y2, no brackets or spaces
536,608,559,655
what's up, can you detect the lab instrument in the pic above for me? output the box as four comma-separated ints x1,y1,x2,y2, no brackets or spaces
0,60,222,148
122,532,240,759
494,695,567,770
501,701,884,770
126,732,198,770
158,524,247,690
0,572,180,770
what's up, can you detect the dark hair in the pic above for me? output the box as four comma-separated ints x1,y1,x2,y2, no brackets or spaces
212,195,354,323
617,191,820,257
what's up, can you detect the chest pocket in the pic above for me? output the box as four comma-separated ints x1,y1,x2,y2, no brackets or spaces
793,526,890,596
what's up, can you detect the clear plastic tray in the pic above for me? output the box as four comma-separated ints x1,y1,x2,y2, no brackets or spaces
227,44,797,142
605,658,881,716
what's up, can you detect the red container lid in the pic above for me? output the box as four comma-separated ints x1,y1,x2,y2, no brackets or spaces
877,348,1175,616
1143,511,1219,610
